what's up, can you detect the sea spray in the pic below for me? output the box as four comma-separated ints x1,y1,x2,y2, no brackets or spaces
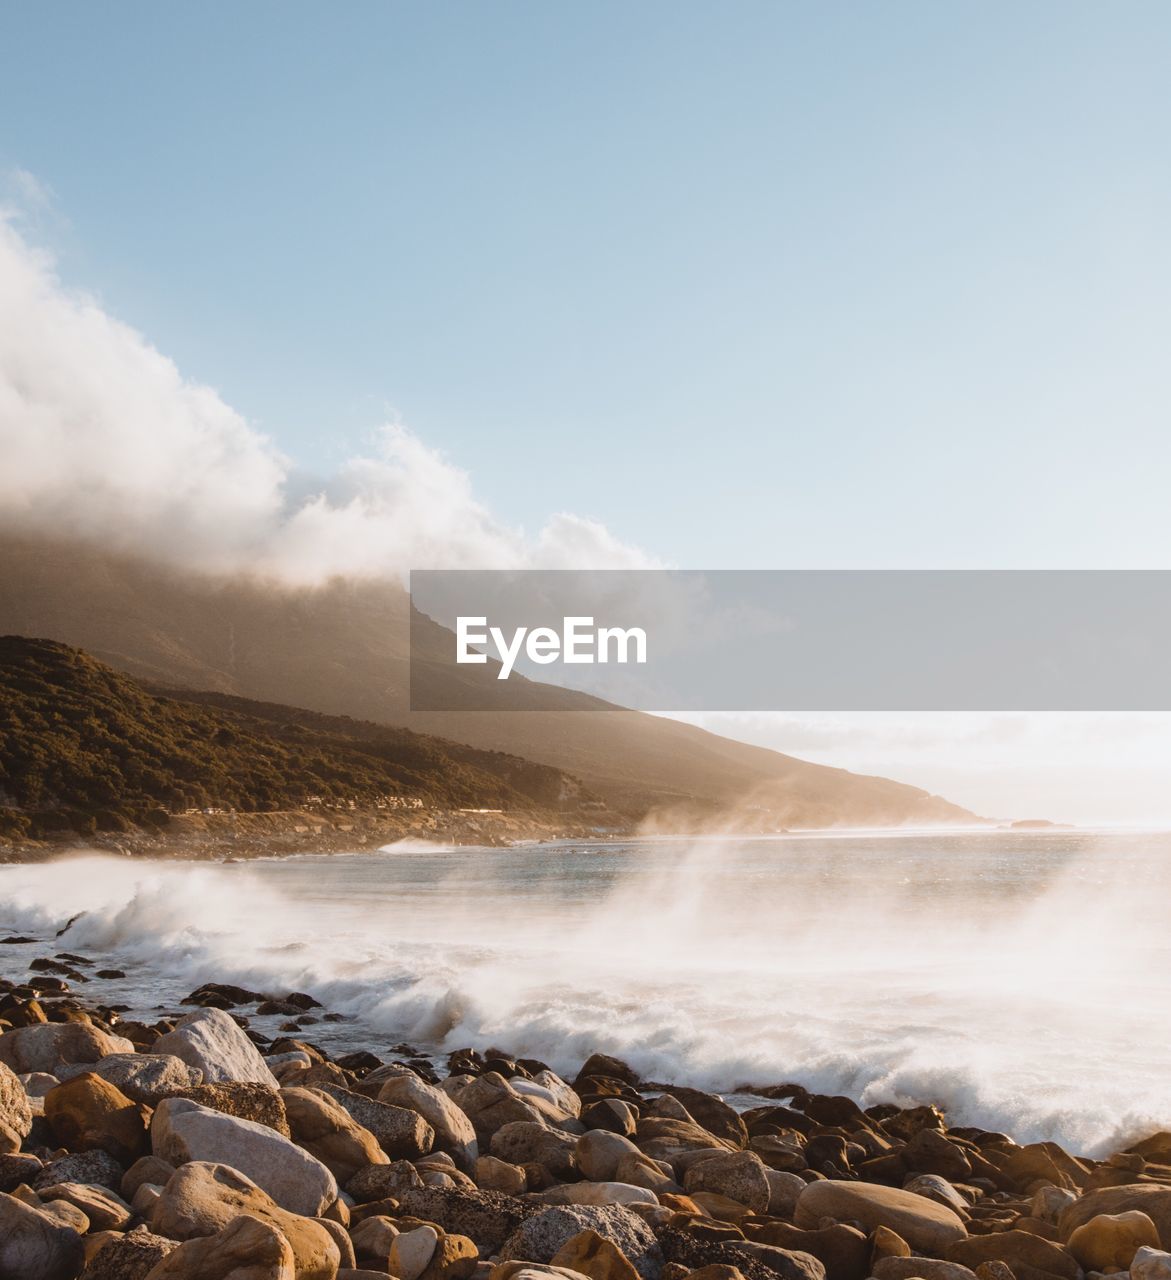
1,830,1169,1156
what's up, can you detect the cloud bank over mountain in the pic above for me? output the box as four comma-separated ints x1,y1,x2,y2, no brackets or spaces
0,217,655,582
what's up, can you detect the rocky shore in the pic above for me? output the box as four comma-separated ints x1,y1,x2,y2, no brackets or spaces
2,962,1170,1280
0,808,624,865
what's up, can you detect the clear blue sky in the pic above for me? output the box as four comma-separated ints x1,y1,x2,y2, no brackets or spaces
4,2,1171,568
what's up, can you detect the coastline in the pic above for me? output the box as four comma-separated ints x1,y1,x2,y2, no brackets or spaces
2,957,1170,1280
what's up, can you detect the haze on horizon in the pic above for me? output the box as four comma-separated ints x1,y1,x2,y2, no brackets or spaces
2,3,1171,826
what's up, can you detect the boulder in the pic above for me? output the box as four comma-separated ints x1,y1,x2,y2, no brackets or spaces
388,1224,439,1280
492,1122,578,1178
346,1160,424,1204
150,1009,280,1087
500,1205,663,1280
656,1090,747,1150
56,1053,203,1104
795,1181,967,1253
123,1155,180,1200
475,1155,527,1195
904,1175,970,1214
873,1259,977,1280
0,1190,85,1280
0,1151,43,1192
445,1073,547,1145
902,1131,972,1181
83,1226,178,1279
537,1183,659,1208
418,1232,479,1280
281,1087,388,1183
395,1185,530,1253
1059,1186,1171,1250
152,1099,337,1217
1133,1247,1171,1280
148,1161,340,1280
578,1133,644,1183
141,1212,296,1279
0,1022,127,1076
37,1179,133,1230
0,1061,33,1153
491,1267,593,1280
317,1084,434,1159
946,1229,1079,1279
44,1073,150,1161
684,1153,770,1214
552,1230,642,1280
376,1072,477,1169
35,1149,125,1193
764,1170,806,1217
1067,1210,1161,1271
165,1083,290,1136
749,1223,869,1280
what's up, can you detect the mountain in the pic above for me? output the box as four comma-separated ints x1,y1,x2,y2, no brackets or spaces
0,532,978,827
0,635,584,841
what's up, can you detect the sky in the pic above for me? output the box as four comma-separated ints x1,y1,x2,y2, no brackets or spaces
3,3,1171,823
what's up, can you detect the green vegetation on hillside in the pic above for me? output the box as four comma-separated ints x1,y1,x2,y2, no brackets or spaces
0,636,582,840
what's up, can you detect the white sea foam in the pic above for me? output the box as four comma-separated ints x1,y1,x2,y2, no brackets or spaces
1,831,1168,1157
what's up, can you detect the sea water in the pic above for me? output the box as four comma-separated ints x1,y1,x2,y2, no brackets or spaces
1,829,1169,1156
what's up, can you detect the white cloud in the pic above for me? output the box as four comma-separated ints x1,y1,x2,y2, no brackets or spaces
0,216,656,581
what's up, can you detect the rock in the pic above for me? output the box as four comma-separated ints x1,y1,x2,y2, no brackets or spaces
34,1149,125,1193
538,1183,659,1209
318,1084,434,1160
492,1267,593,1280
0,1191,85,1280
492,1122,578,1179
973,1263,1015,1280
1032,1186,1079,1224
795,1181,968,1253
946,1229,1079,1279
347,1160,424,1204
1132,1247,1171,1280
657,1090,747,1150
123,1155,179,1200
161,1083,290,1136
902,1131,972,1181
614,1154,680,1197
765,1170,806,1217
281,1087,388,1183
83,1226,178,1279
418,1233,479,1280
476,1156,527,1195
1128,1135,1171,1165
500,1205,663,1280
1060,1188,1171,1251
152,1098,337,1217
578,1132,644,1183
576,1056,640,1088
318,1218,357,1270
552,1230,641,1280
395,1185,531,1253
150,1008,280,1087
582,1101,638,1138
903,1175,970,1214
0,1152,43,1192
37,1180,133,1230
141,1212,296,1278
0,1022,127,1076
19,1071,60,1098
723,1243,826,1280
750,1223,869,1280
388,1225,440,1279
873,1260,978,1280
44,1072,150,1161
445,1073,548,1146
56,1053,203,1104
377,1072,478,1169
684,1153,770,1214
1002,1144,1089,1193
350,1214,399,1263
0,1061,33,1154
148,1161,340,1280
1068,1210,1161,1271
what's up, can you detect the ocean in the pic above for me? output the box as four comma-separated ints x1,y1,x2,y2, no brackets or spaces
2,829,1168,1157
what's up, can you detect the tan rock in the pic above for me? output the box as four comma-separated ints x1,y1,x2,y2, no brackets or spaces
0,1061,33,1153
0,1022,127,1076
150,1008,280,1087
0,1191,85,1280
282,1087,388,1183
1059,1187,1171,1251
143,1212,296,1279
552,1229,641,1280
388,1224,440,1280
419,1233,480,1280
684,1153,770,1214
946,1228,1079,1279
83,1227,178,1279
37,1179,133,1230
1068,1210,1160,1271
795,1181,968,1253
377,1071,478,1170
148,1161,341,1280
44,1072,149,1161
476,1155,527,1195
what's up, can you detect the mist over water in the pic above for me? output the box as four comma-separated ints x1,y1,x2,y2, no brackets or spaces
2,830,1169,1157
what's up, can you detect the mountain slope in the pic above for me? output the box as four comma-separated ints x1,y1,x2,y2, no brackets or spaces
0,533,977,827
0,635,583,840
